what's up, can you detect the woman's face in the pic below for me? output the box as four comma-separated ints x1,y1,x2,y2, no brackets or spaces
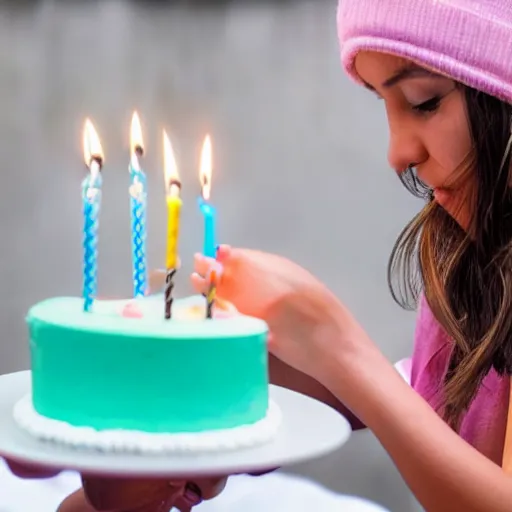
354,51,473,228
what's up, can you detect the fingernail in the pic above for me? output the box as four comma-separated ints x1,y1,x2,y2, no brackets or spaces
184,482,202,505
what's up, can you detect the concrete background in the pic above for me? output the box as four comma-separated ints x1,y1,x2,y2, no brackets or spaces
0,1,423,510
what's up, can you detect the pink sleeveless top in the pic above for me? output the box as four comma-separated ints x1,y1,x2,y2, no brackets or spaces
411,296,509,464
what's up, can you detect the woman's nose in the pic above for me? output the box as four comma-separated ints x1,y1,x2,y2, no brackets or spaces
386,119,428,173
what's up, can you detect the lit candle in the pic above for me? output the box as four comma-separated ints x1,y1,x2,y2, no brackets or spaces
129,111,148,298
163,130,182,319
82,119,104,312
198,135,217,259
198,135,217,318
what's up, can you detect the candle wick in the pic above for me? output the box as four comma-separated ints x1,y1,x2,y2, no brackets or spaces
131,148,144,173
168,179,181,197
88,156,103,172
201,176,210,202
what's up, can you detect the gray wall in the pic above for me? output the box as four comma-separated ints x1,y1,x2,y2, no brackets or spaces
1,1,422,510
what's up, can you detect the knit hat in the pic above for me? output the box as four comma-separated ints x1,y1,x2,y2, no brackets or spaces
337,0,512,104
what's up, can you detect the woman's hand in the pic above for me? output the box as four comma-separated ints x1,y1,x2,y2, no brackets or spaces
192,245,374,386
59,475,227,512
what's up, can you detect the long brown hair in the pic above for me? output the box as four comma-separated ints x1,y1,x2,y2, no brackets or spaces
388,86,512,430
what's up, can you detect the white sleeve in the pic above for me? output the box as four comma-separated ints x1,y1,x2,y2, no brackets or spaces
196,473,390,512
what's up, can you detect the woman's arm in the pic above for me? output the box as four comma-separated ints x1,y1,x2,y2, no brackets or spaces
269,355,365,430
326,344,512,512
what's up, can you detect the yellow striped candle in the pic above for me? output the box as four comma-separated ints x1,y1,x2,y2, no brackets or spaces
165,193,181,269
163,130,182,319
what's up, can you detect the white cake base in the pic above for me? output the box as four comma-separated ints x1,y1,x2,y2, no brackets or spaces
13,394,281,455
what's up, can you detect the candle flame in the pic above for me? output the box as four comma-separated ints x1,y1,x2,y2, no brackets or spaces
200,134,212,201
83,118,104,168
130,111,144,156
163,130,180,195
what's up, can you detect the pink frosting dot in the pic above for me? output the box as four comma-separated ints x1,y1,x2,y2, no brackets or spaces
121,302,144,318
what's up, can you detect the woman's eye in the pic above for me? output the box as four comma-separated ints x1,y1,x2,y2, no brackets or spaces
411,96,441,113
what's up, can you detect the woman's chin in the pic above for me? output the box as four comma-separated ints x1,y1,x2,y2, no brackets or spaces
434,188,469,231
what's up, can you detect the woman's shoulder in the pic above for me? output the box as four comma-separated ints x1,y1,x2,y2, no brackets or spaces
414,295,451,356
411,296,509,461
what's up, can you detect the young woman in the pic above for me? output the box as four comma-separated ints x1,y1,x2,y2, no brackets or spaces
190,1,512,510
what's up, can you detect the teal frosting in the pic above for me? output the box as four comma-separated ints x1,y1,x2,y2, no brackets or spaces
27,297,269,433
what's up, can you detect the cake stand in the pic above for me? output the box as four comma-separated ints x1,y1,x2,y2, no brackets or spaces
0,371,351,477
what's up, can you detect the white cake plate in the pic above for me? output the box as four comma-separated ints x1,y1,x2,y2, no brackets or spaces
0,371,351,478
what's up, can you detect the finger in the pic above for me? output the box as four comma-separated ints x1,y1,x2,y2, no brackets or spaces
173,483,202,512
193,253,216,277
248,467,279,476
158,484,188,512
193,254,224,282
167,477,228,512
57,488,97,512
191,272,208,295
193,476,228,500
5,459,61,479
216,244,232,263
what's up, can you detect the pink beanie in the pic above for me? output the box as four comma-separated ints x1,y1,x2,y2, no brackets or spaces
337,0,512,104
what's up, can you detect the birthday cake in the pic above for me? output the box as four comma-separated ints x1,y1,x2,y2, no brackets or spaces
13,116,281,453
14,295,280,454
